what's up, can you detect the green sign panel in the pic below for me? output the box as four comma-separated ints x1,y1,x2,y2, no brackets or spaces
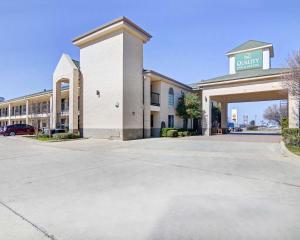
235,50,263,71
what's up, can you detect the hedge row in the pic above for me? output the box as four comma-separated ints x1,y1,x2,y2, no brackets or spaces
160,128,198,138
52,133,80,140
282,128,300,146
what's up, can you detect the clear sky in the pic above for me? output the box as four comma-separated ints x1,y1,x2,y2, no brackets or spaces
0,0,299,122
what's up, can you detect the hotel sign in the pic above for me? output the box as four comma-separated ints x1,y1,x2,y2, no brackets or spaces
235,50,263,71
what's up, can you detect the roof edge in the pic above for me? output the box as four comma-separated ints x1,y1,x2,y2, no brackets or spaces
144,70,192,90
73,17,152,45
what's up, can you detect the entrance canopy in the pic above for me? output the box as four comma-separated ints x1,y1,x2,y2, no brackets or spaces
192,40,298,135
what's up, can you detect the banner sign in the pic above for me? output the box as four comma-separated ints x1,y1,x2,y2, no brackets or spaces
235,50,263,71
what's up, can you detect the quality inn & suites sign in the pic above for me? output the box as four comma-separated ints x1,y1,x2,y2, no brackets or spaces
235,50,263,71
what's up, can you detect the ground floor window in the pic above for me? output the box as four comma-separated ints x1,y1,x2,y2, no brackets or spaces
168,115,174,128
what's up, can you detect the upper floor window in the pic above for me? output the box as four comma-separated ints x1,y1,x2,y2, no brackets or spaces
168,88,174,106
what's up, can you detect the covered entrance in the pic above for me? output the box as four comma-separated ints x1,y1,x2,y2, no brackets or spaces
195,40,299,136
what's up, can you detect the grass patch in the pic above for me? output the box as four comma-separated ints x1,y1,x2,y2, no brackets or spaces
24,133,81,142
286,144,300,156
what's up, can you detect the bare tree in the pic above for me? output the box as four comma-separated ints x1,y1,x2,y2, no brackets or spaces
282,51,300,99
263,104,287,126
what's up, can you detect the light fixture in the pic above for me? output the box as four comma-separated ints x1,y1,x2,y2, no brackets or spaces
96,90,100,98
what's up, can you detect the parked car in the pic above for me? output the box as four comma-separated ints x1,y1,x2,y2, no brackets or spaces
2,124,35,136
0,126,4,135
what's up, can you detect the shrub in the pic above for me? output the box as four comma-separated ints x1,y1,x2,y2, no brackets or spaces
178,131,184,137
36,133,49,138
166,129,178,137
160,128,177,137
282,128,300,146
182,131,189,136
52,132,80,140
281,117,288,130
247,125,258,131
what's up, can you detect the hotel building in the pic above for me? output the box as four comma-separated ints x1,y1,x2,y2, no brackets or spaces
0,17,298,139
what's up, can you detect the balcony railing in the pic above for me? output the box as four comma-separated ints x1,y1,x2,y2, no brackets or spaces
151,92,160,106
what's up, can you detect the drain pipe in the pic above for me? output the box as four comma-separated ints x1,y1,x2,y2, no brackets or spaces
142,76,145,138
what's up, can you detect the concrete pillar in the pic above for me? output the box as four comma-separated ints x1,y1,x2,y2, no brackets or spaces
52,82,61,129
288,93,300,128
221,101,228,129
69,70,79,133
8,103,11,125
49,96,53,129
25,99,29,124
202,94,212,136
143,76,151,138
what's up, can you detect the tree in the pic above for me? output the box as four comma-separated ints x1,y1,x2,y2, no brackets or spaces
263,104,287,126
176,93,188,128
176,92,202,129
249,120,256,126
282,51,300,99
211,104,221,127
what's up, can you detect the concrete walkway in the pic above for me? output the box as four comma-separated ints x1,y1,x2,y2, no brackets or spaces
0,135,300,240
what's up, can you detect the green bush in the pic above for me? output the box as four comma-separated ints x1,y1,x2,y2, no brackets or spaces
182,131,190,136
52,132,80,140
282,128,300,146
178,131,184,137
37,133,49,138
247,125,258,131
166,129,178,137
161,128,199,137
281,117,288,130
160,128,177,137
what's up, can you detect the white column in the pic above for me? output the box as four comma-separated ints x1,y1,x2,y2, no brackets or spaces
221,102,228,129
202,94,212,136
69,69,79,133
52,81,61,129
49,96,53,129
25,99,29,124
229,56,236,74
8,103,11,125
288,92,300,128
143,76,151,138
263,49,270,70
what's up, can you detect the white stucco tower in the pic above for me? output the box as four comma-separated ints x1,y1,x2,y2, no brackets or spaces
73,17,151,140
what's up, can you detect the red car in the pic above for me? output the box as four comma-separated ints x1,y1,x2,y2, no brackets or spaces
2,124,35,136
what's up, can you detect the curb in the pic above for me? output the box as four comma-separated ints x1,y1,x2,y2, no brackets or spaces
280,141,300,161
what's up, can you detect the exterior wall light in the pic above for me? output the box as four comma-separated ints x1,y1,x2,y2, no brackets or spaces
96,90,100,98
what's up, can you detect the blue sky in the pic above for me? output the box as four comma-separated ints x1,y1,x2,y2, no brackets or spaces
0,0,299,122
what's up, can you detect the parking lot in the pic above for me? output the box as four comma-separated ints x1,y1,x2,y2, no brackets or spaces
1,135,300,240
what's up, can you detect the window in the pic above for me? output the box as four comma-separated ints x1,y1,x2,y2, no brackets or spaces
168,88,174,106
42,102,48,113
168,115,174,128
61,99,65,111
22,105,26,115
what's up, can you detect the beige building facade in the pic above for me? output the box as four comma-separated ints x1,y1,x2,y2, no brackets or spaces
0,17,191,139
0,19,298,139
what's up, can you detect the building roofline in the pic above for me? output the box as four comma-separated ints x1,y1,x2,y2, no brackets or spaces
73,17,152,44
0,86,69,104
143,70,192,90
194,68,289,88
226,40,274,57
